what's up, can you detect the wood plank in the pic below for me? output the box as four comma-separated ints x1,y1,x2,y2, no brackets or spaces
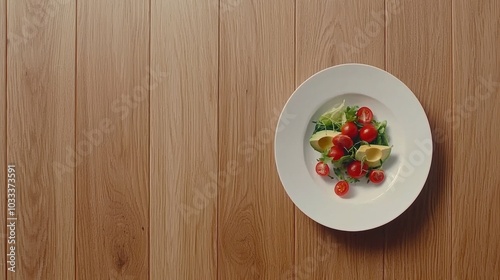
75,1,149,278
452,0,500,278
150,0,218,279
6,0,75,278
294,1,385,279
218,0,295,278
384,0,452,279
0,0,5,276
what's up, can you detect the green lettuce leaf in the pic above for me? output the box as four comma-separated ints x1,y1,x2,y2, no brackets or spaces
317,100,346,128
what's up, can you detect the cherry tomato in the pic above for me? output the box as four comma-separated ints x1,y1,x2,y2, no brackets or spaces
359,124,378,143
334,180,349,196
332,135,353,150
341,122,358,139
347,161,368,179
357,107,374,124
369,170,385,184
328,146,344,161
315,162,330,176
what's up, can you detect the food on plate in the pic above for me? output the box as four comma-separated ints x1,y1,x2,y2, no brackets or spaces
355,144,391,168
356,107,374,124
334,181,349,196
310,101,392,197
359,124,378,143
341,121,358,139
309,130,341,152
327,146,344,161
332,134,354,150
315,162,330,176
369,170,385,184
346,161,368,179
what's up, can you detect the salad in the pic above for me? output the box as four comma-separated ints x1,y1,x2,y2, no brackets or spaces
309,100,392,197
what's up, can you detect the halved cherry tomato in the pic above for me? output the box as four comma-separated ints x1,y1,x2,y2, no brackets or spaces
328,146,344,161
315,162,330,176
341,121,358,139
369,170,385,184
359,124,378,143
332,135,353,150
334,180,349,196
357,107,374,124
347,161,368,179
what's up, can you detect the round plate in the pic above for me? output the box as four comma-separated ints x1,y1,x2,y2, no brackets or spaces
274,63,432,232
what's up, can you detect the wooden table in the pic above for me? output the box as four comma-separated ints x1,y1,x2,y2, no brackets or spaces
1,0,499,279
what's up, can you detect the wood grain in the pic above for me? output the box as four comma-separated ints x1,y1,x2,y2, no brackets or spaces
75,1,149,279
1,1,499,278
218,0,295,278
6,0,75,278
384,0,453,279
452,0,500,278
150,0,218,279
295,1,385,279
1,0,5,276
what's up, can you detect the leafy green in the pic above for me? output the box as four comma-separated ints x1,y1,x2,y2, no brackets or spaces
344,106,359,122
312,121,334,133
332,155,353,167
317,100,345,128
333,168,344,179
346,177,360,184
312,103,359,133
373,120,389,146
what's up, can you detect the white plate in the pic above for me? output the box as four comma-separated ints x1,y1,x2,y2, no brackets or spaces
274,63,432,232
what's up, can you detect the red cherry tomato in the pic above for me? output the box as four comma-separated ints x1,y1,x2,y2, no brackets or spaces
347,161,368,179
369,170,385,184
334,180,349,196
359,124,378,143
315,162,330,176
332,135,354,150
328,146,345,161
357,107,374,124
341,122,358,139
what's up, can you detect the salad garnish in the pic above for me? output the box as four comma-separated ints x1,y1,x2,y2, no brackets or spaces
309,100,393,197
